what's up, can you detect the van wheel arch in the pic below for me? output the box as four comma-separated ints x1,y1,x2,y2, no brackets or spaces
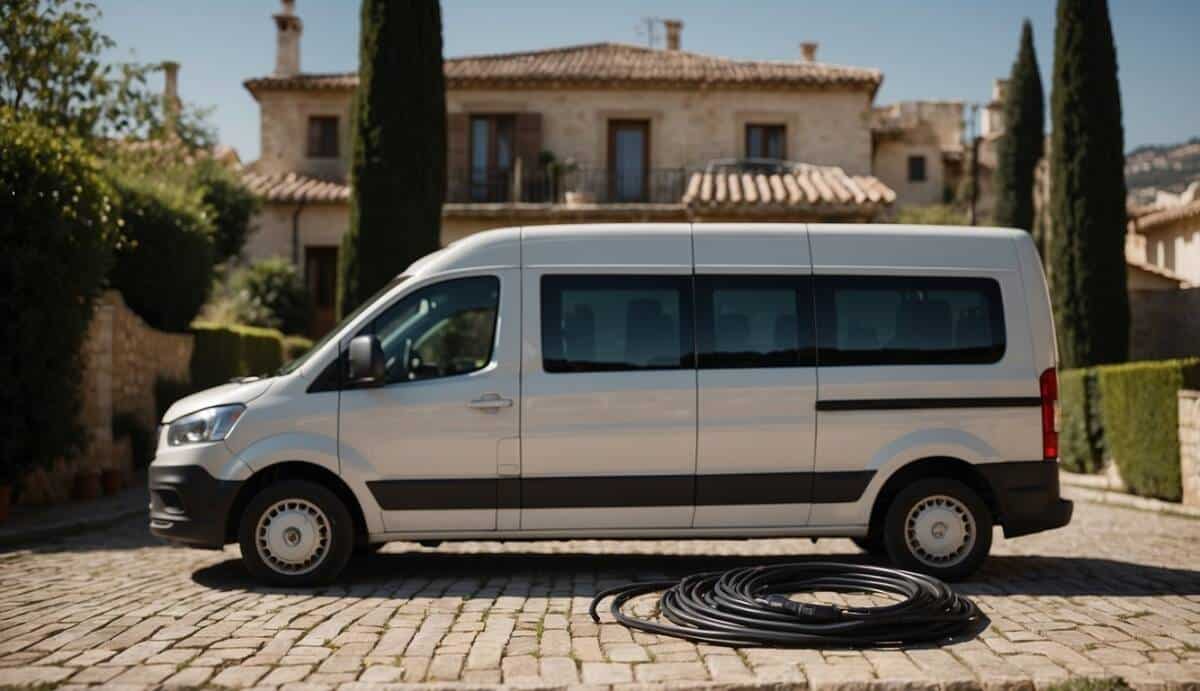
226,461,368,546
866,457,999,542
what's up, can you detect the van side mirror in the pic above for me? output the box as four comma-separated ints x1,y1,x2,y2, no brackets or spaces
347,335,385,386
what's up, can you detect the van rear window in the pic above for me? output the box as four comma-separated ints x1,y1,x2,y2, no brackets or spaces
814,276,1005,366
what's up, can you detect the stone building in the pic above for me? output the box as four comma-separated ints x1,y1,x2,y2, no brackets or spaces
1128,185,1200,286
239,1,980,334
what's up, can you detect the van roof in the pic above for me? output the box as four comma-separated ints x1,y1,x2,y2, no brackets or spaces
403,223,1028,278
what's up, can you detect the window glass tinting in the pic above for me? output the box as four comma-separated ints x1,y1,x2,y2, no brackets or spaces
541,275,693,373
369,276,500,384
696,276,814,369
815,276,1004,366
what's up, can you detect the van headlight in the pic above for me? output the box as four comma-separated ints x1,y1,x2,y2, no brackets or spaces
167,405,245,446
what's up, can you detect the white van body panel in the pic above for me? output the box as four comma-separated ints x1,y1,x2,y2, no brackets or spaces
692,224,817,528
520,224,697,530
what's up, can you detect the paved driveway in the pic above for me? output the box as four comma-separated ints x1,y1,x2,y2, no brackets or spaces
0,494,1198,690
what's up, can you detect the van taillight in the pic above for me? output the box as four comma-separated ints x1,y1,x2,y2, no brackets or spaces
1040,368,1059,461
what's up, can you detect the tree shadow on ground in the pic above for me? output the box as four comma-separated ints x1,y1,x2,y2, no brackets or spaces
191,548,1200,599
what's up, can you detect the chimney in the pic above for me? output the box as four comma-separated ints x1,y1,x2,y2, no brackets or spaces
161,61,180,137
664,19,683,51
800,41,818,62
273,0,303,77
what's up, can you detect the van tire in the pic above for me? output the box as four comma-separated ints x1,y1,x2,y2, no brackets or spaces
238,480,354,587
882,478,992,581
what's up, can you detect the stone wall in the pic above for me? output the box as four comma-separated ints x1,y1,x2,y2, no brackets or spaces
1180,389,1200,506
105,291,193,431
1129,287,1200,361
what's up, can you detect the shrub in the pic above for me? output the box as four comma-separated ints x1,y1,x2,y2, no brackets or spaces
1096,358,1200,501
0,113,118,485
1058,368,1105,473
154,377,193,421
283,335,314,363
191,159,258,262
894,204,968,226
233,258,311,334
107,167,215,332
190,322,286,390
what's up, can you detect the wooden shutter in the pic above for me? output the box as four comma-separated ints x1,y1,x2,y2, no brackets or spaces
446,113,469,199
514,112,543,172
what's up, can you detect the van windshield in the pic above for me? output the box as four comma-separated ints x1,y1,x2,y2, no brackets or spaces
276,276,410,376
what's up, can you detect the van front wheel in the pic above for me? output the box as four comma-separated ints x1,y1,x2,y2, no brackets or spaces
882,478,992,581
238,480,354,587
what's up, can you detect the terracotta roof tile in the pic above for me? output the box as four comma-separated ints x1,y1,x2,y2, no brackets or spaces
242,171,349,203
1130,198,1200,233
245,42,882,95
683,164,895,211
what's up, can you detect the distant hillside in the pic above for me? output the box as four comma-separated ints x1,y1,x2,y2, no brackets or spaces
1126,137,1200,195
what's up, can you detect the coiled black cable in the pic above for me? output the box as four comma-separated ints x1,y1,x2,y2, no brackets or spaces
589,562,981,647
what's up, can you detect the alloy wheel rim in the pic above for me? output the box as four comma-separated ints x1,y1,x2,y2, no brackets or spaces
255,498,330,576
904,494,975,568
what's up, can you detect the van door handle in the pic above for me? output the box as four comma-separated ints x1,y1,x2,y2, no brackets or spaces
468,393,513,411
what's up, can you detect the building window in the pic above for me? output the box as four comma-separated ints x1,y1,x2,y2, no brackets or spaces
307,116,339,158
469,115,515,202
608,120,650,202
745,124,786,160
907,155,927,182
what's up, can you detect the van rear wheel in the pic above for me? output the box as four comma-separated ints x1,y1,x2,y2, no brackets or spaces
238,480,354,587
882,478,992,581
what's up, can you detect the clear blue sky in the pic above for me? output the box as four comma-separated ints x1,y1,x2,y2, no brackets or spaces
97,0,1199,162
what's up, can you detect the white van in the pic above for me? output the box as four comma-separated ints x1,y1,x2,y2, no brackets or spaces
150,224,1071,585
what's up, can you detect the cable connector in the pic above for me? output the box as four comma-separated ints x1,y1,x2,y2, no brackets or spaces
761,595,843,622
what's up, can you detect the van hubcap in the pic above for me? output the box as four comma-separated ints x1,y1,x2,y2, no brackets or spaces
256,499,330,575
905,495,975,567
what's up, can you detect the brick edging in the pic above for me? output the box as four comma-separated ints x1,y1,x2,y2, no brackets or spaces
0,505,147,549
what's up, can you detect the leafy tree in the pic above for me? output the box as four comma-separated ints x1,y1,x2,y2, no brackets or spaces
338,0,446,316
0,0,215,147
0,111,119,484
1048,0,1129,368
993,20,1045,232
191,158,259,262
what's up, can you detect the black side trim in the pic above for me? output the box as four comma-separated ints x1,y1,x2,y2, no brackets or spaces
976,460,1073,538
368,471,876,511
816,397,1041,412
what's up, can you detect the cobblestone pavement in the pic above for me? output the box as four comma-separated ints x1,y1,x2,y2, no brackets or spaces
1,497,1198,690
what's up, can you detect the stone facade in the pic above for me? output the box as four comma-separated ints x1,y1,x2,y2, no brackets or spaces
870,101,965,207
1180,389,1200,506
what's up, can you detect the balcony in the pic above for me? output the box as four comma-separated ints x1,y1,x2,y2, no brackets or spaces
446,167,688,205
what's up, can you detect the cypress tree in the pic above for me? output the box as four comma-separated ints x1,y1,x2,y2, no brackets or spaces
993,20,1044,232
338,0,446,316
1048,0,1129,368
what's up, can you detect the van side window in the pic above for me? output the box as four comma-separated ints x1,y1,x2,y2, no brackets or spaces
695,275,815,369
541,275,693,373
815,276,1005,366
369,276,500,383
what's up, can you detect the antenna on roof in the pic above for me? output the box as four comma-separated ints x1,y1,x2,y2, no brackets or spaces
635,16,664,49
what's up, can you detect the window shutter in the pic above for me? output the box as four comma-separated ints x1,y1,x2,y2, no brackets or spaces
446,113,469,198
514,112,543,173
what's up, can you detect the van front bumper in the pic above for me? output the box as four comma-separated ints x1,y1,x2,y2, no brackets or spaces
978,460,1074,538
149,465,243,549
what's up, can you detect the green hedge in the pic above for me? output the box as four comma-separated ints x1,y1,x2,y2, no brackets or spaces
0,113,119,484
190,322,286,391
1095,358,1200,502
1059,368,1105,474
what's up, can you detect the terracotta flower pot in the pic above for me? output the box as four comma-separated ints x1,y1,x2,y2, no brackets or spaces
0,484,11,523
72,471,102,502
101,469,123,495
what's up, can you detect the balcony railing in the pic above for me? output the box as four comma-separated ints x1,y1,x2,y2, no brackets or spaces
446,167,688,205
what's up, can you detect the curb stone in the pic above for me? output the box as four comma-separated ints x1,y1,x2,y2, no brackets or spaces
1060,472,1200,520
